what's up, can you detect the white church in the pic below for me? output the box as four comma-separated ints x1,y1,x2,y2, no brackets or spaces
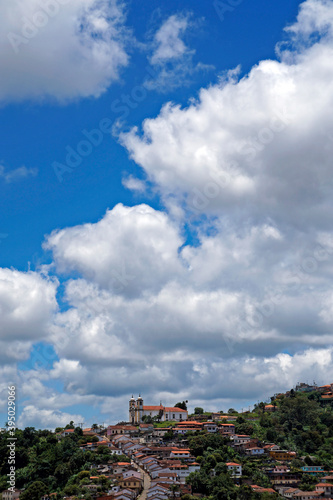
129,395,188,424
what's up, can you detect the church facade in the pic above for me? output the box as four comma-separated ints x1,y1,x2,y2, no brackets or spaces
129,395,188,424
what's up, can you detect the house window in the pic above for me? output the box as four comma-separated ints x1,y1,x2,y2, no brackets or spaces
173,414,175,419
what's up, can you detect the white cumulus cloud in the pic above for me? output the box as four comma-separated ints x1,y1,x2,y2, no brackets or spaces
121,0,333,233
44,204,184,296
0,0,129,103
0,269,58,338
17,405,84,430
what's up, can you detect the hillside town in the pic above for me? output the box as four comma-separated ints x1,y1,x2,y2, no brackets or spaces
2,384,332,500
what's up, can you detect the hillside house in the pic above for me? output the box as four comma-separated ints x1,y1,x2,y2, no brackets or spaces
226,462,242,478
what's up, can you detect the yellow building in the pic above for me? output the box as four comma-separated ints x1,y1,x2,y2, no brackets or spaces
269,450,296,460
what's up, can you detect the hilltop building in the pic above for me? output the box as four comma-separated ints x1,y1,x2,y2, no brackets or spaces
129,395,188,423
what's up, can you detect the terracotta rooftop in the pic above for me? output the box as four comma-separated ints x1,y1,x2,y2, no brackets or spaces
142,405,187,412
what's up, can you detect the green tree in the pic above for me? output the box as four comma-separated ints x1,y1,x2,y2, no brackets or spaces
65,421,75,429
20,480,47,500
63,483,80,495
266,428,277,442
258,402,265,413
169,483,180,499
78,470,91,480
156,409,164,422
164,429,175,440
238,484,255,500
186,471,210,495
175,401,188,411
54,463,72,484
194,407,204,415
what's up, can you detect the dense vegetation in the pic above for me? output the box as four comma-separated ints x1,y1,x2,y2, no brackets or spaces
184,391,333,500
251,391,333,464
0,426,129,499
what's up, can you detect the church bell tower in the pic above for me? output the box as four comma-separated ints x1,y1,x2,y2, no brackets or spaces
129,395,136,424
136,395,143,423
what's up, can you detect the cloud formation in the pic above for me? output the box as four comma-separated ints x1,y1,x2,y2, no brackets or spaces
145,14,212,91
17,405,84,430
44,204,184,296
40,201,333,419
3,0,333,428
0,0,129,103
150,14,191,65
0,165,38,182
0,269,58,362
122,0,333,232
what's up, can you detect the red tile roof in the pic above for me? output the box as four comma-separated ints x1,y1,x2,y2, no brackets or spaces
142,405,163,411
177,421,201,425
294,493,323,498
166,407,187,412
142,405,187,412
251,485,276,493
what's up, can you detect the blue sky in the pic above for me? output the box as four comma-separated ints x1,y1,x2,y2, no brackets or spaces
1,0,301,271
1,0,333,429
